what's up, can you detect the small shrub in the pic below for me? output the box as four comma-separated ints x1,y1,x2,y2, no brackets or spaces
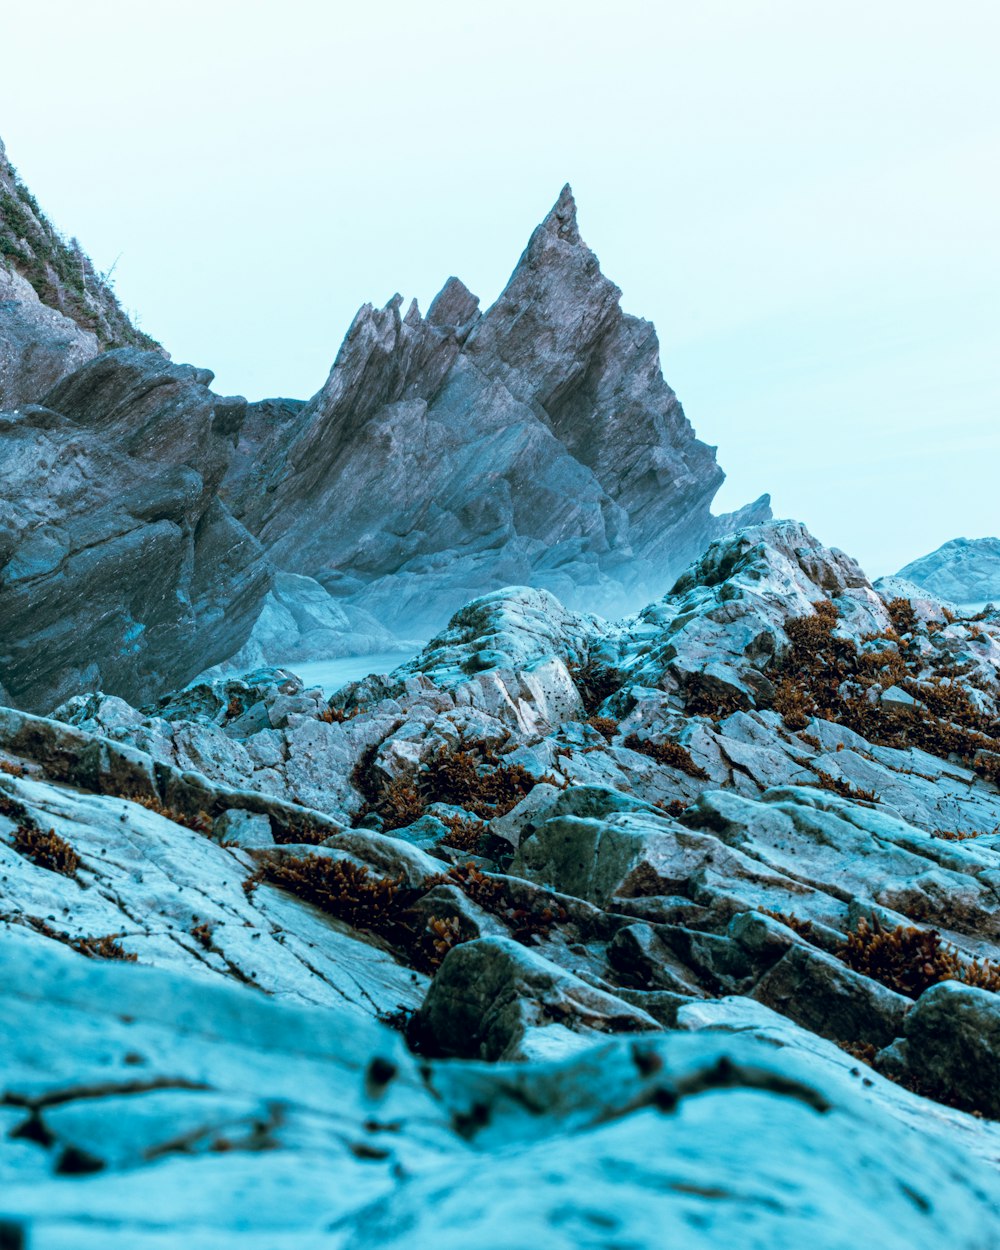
72,933,136,961
785,598,839,651
416,915,464,969
569,659,623,715
760,909,815,939
886,597,918,636
813,771,876,802
840,917,1000,998
22,916,135,960
438,815,489,854
431,862,507,912
433,864,568,945
655,798,687,818
126,793,212,835
12,824,79,876
420,745,538,818
248,856,405,937
772,677,814,730
0,760,26,778
623,734,708,779
320,705,361,724
932,829,986,842
376,778,426,832
683,683,747,719
272,821,329,847
586,715,619,742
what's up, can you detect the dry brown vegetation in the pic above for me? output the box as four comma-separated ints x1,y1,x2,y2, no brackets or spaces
773,599,1000,787
569,659,624,715
759,909,815,939
623,734,708,779
12,824,80,876
420,745,538,817
319,704,363,724
840,917,1000,998
125,794,213,835
18,916,135,961
586,715,619,742
247,853,568,974
354,738,546,833
438,815,490,854
813,771,877,802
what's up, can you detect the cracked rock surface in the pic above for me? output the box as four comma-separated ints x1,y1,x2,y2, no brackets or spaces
2,520,1000,1244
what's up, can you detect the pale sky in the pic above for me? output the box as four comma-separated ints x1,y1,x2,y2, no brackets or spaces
2,0,997,578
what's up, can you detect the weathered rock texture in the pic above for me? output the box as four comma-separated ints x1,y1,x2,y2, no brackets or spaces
0,136,158,409
0,349,270,711
3,519,1000,1244
221,186,770,634
898,536,1000,605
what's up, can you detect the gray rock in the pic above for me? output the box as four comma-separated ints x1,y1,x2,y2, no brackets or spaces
415,935,659,1060
211,808,274,848
750,942,910,1048
0,349,271,710
887,980,1000,1117
221,186,769,636
898,536,1000,605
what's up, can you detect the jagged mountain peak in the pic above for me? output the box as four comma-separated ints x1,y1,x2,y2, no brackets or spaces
218,186,769,635
539,181,580,244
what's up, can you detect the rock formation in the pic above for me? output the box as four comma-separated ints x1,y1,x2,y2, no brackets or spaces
0,349,270,712
2,137,996,1246
2,520,1000,1244
1,143,767,710
221,185,770,634
898,535,1000,605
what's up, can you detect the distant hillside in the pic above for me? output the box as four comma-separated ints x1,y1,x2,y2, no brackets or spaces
0,135,163,409
0,136,157,350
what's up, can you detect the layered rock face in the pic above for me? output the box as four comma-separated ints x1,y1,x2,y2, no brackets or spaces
899,535,1000,604
222,186,770,634
3,521,1000,1244
0,139,273,712
0,349,270,711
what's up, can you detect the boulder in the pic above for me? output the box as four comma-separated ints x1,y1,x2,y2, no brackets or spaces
415,935,659,1060
885,980,1000,1117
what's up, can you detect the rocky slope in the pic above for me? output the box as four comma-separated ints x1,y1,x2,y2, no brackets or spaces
221,186,770,633
899,536,1000,605
0,137,158,410
2,521,999,1245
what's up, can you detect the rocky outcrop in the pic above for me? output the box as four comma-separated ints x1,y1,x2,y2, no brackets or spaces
3,517,1000,1243
221,186,770,635
0,136,159,409
0,349,270,711
898,536,1000,605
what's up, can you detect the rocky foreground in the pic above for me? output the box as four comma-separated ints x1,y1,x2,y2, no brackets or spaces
2,520,1000,1247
